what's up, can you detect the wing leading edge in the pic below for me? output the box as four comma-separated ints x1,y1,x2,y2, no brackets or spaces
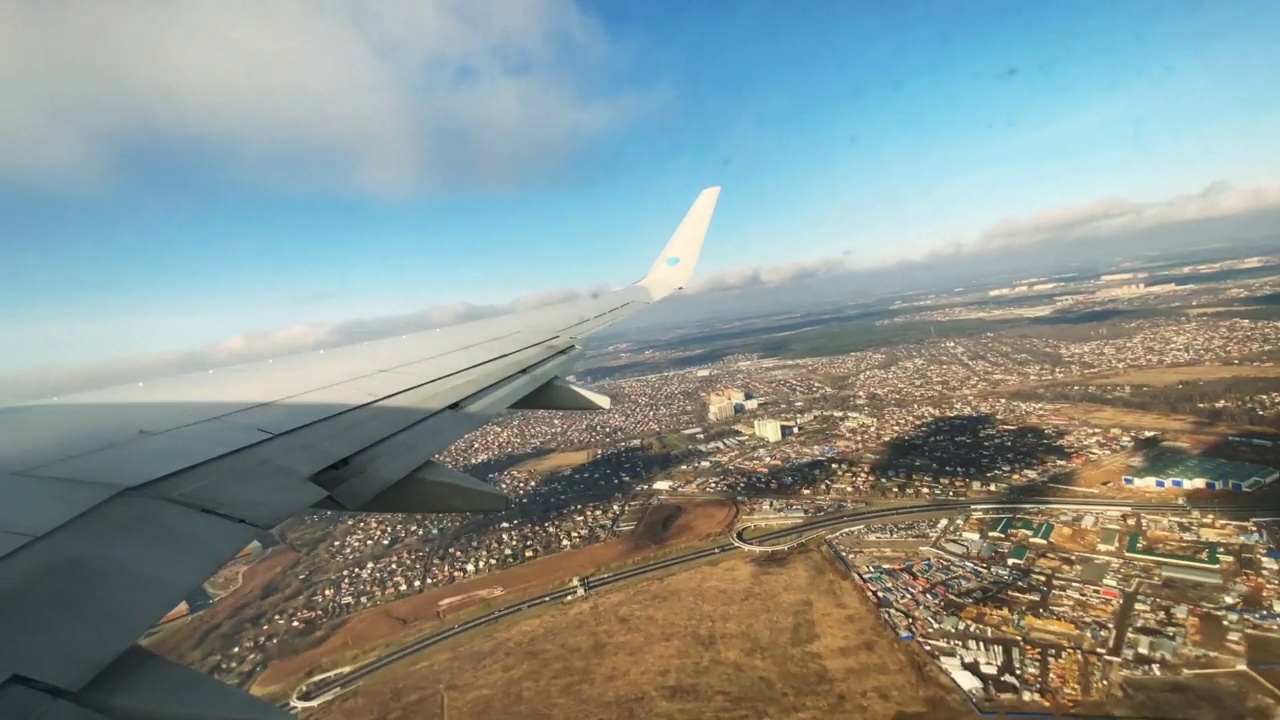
0,187,720,719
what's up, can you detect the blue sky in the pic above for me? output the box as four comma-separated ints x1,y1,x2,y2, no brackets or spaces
3,0,1280,379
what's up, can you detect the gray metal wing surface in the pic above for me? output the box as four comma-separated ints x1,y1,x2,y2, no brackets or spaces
0,187,720,719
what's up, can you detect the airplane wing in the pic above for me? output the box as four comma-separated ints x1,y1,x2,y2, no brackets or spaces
0,187,720,719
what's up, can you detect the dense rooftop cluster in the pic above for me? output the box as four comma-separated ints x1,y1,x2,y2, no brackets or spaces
830,508,1279,712
199,315,1280,687
1057,319,1280,369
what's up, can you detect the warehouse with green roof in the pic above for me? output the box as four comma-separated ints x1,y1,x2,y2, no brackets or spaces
1122,449,1278,492
987,517,1055,544
1124,532,1220,569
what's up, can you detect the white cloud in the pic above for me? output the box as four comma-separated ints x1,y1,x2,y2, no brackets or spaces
692,181,1280,293
974,197,1140,249
0,286,603,404
6,180,1280,402
0,0,654,196
690,258,852,293
973,181,1280,250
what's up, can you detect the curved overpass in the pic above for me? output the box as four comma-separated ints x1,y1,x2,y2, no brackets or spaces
288,497,1268,707
730,526,827,552
289,666,354,709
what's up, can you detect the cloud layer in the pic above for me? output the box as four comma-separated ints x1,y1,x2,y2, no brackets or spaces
691,180,1280,293
0,285,608,404
4,180,1278,404
0,0,652,196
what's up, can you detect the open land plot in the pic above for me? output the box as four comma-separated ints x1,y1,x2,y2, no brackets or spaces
309,548,972,720
1042,522,1092,551
1058,451,1202,500
1072,451,1135,488
1079,364,1280,386
1060,403,1255,435
251,500,736,694
1063,405,1280,452
987,363,1280,396
1076,672,1280,719
510,448,596,473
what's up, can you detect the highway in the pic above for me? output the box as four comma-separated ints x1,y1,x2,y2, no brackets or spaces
289,496,1276,708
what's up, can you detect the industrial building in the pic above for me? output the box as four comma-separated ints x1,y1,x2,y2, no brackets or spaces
988,517,1055,544
707,400,735,422
1125,533,1220,569
1160,564,1223,586
1007,546,1030,567
1121,450,1278,492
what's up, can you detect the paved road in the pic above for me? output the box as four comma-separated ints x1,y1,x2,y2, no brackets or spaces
289,497,1276,707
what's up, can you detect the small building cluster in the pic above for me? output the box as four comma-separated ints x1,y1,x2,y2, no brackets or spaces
830,507,1280,713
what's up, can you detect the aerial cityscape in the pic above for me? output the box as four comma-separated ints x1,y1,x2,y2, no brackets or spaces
8,2,1280,720
130,252,1280,720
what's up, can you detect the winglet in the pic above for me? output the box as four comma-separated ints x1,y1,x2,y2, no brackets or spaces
636,186,720,299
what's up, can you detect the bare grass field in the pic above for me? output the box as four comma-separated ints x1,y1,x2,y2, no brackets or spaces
251,499,736,694
1062,403,1241,434
1073,451,1134,488
1078,672,1280,719
309,548,971,720
1058,450,1191,501
988,363,1280,396
511,448,596,473
1079,364,1280,386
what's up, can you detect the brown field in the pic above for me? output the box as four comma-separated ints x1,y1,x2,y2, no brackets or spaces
1073,451,1134,488
1077,672,1280,719
1085,363,1280,386
633,502,685,545
511,449,596,473
252,499,737,694
1045,524,1102,554
1062,403,1246,434
988,363,1280,396
146,546,300,660
1079,364,1280,386
309,548,972,720
1059,450,1188,501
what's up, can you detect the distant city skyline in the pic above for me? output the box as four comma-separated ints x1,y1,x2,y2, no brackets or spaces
4,1,1280,389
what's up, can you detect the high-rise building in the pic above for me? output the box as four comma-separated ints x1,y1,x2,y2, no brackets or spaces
754,418,783,443
708,401,735,422
708,388,748,405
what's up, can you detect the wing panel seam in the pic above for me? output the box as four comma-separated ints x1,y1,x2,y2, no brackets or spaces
20,334,563,477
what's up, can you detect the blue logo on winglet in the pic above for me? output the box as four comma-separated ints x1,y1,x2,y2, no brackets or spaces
664,256,681,267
